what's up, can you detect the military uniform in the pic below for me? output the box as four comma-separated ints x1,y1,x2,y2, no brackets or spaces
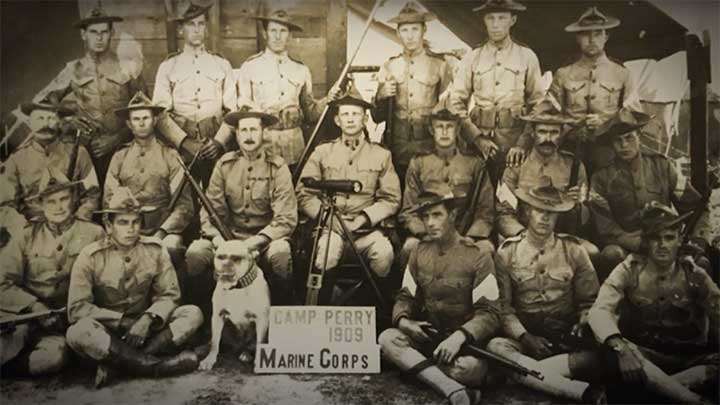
0,218,104,374
186,149,297,289
65,236,203,364
227,50,326,166
105,138,193,243
373,49,453,179
297,136,401,277
4,138,99,221
497,148,587,237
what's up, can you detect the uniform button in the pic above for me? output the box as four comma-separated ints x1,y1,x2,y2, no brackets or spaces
444,177,450,183
590,95,596,100
494,102,498,106
196,88,201,93
98,74,104,79
197,105,201,109
124,257,131,263
496,62,501,66
409,93,414,97
57,265,63,272
57,244,63,251
245,204,250,209
540,290,546,295
495,81,500,86
281,92,285,96
280,74,284,79
445,161,450,166
139,152,145,157
410,74,414,79
592,79,597,83
196,70,200,74
245,185,250,190
244,218,249,222
248,167,253,172
410,60,414,64
348,160,353,165
539,269,546,274
139,168,144,174
659,296,666,301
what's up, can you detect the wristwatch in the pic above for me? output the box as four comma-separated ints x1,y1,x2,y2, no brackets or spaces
606,336,628,353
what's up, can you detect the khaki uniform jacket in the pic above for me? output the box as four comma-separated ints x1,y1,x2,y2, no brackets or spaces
401,148,494,238
372,49,453,167
104,138,193,235
495,233,599,340
589,152,706,245
0,219,105,314
589,254,720,350
394,233,500,343
497,149,587,237
297,137,401,226
68,236,181,327
153,47,237,147
202,150,297,241
4,138,99,220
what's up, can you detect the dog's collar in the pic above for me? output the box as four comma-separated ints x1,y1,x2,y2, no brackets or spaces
229,265,258,290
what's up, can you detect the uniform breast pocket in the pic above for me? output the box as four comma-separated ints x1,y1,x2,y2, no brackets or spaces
564,81,587,110
170,71,194,99
250,177,271,211
645,182,666,202
71,76,95,101
27,254,59,284
413,72,441,105
357,161,381,192
503,64,526,93
201,70,225,94
105,72,132,102
510,268,538,290
472,63,495,92
546,266,573,290
599,80,623,109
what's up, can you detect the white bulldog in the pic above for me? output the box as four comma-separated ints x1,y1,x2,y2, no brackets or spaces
198,240,270,370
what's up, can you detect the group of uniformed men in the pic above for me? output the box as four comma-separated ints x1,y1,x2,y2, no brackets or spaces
0,0,717,404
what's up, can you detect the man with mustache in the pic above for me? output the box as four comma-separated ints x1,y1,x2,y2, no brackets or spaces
588,109,710,278
496,95,598,259
400,108,494,265
0,168,105,376
371,2,454,185
104,92,194,265
488,179,605,404
380,191,499,405
66,187,204,388
550,7,641,173
4,95,99,221
185,108,297,304
588,201,719,404
153,1,236,187
35,4,146,183
449,0,544,184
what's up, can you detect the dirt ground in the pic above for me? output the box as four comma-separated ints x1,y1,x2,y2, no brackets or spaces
1,356,562,405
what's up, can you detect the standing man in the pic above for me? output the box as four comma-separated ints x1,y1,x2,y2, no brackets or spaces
372,2,454,185
222,9,330,169
104,92,193,263
488,180,605,403
296,88,401,300
185,108,298,304
379,192,499,405
66,187,204,388
153,1,237,187
400,108,494,260
495,96,598,258
550,7,640,173
449,0,544,184
0,168,105,376
36,4,146,183
588,202,719,404
4,95,99,221
589,109,709,277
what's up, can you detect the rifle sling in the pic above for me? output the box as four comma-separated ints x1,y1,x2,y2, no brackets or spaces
405,358,435,376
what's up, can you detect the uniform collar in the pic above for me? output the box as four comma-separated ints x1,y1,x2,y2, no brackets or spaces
83,51,114,65
45,216,75,237
132,135,159,150
577,53,610,69
239,148,265,162
403,47,426,59
435,146,457,159
529,147,560,165
30,137,59,153
229,265,258,290
487,36,514,52
435,229,459,252
183,43,207,57
265,49,289,62
341,134,365,151
524,230,555,252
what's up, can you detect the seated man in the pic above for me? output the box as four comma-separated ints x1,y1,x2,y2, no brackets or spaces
186,108,297,304
66,187,204,388
379,191,499,405
0,174,26,252
1,168,105,375
296,86,401,302
400,108,494,262
488,178,605,403
588,201,719,404
105,92,193,262
589,109,710,277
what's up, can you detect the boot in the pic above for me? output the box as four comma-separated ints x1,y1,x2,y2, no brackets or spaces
103,335,161,375
447,387,482,405
94,364,114,389
143,329,176,356
153,350,199,377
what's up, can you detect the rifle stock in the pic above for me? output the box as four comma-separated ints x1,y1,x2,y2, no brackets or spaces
66,130,81,180
459,160,487,236
420,325,544,380
0,307,66,333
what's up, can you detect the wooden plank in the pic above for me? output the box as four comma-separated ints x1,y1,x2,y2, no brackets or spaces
289,37,328,96
326,0,347,86
208,0,221,51
78,0,165,18
219,38,262,67
220,0,261,38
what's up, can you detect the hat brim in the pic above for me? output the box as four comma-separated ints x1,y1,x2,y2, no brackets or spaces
74,16,123,29
21,102,74,118
388,12,437,24
642,211,694,236
330,96,373,110
565,18,620,32
515,188,575,213
172,4,212,22
25,181,82,202
252,16,303,32
472,4,527,13
596,121,649,144
95,205,158,215
114,105,166,119
519,114,579,126
429,111,461,122
224,111,279,127
407,196,465,215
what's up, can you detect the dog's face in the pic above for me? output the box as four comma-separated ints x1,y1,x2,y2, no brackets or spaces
213,240,258,287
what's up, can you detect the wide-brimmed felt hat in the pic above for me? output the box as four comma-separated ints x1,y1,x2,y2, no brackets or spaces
330,85,373,110
252,9,303,32
388,2,436,25
74,4,123,29
21,93,74,118
519,94,578,126
407,191,466,215
515,176,575,212
640,201,693,236
473,0,526,14
596,108,653,144
25,167,81,202
565,7,620,33
114,91,166,119
172,1,212,23
95,187,156,215
224,106,279,127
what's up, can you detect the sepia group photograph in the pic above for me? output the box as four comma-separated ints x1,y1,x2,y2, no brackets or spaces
0,0,718,403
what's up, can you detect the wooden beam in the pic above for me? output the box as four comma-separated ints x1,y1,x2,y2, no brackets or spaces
686,32,711,197
326,0,347,86
163,0,177,53
208,0,221,52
